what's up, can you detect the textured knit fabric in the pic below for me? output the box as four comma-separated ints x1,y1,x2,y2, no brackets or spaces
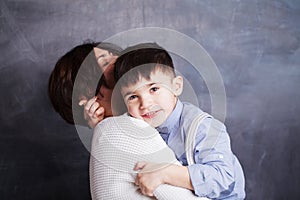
90,115,209,200
157,100,246,199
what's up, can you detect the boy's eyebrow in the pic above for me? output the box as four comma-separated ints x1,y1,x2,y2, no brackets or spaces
123,83,156,98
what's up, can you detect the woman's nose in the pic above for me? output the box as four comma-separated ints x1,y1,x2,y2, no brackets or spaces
109,55,118,64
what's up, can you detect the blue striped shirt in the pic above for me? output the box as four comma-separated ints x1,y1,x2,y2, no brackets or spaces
156,100,245,199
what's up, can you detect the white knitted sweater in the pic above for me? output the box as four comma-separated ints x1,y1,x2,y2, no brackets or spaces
90,115,209,200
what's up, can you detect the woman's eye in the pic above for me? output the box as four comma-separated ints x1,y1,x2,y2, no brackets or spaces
97,53,108,62
97,56,103,62
103,61,109,67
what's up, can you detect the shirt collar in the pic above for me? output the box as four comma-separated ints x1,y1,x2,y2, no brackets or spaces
156,100,183,134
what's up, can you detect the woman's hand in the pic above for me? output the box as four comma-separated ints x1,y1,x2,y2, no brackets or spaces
79,97,105,128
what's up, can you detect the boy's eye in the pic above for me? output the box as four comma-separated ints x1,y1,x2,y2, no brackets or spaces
128,95,138,101
150,87,159,92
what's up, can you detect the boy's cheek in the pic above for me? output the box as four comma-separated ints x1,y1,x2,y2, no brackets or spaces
127,108,139,118
127,107,134,116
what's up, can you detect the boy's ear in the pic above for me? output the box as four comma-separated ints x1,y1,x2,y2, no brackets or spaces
172,76,183,96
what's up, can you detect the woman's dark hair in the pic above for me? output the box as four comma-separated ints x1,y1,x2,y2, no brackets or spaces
48,41,122,126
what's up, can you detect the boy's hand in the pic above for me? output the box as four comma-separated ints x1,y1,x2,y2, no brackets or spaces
134,161,193,196
79,97,105,128
134,162,169,197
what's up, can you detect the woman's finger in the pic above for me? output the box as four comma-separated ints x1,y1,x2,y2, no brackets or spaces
134,162,147,171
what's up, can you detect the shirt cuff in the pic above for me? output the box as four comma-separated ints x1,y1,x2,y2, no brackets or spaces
187,164,214,197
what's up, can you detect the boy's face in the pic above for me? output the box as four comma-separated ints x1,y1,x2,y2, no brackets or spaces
121,70,183,127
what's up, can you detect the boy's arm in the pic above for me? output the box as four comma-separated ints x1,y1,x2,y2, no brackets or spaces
187,118,237,198
134,118,238,199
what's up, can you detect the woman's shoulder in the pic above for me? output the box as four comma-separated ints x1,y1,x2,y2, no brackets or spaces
94,113,151,134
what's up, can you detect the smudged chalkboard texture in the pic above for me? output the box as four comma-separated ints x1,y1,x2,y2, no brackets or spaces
1,0,300,199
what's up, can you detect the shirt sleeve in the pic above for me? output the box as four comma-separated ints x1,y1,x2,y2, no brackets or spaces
187,118,236,199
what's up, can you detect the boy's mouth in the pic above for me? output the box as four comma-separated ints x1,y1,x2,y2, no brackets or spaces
141,110,161,119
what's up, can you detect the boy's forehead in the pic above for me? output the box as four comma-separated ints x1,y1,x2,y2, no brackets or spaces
140,70,172,83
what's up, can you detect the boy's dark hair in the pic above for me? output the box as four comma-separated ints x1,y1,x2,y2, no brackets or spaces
114,43,175,88
48,42,122,126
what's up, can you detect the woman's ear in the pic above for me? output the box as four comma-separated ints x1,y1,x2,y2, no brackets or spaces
172,76,183,96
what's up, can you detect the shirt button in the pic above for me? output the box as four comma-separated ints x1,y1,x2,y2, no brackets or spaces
218,155,224,159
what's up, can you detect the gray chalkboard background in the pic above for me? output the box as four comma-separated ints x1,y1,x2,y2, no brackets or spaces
1,0,300,199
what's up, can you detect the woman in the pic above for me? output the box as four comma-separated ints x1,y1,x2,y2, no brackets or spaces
48,41,208,200
48,41,122,128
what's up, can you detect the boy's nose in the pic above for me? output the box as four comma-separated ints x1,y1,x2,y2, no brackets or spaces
139,96,152,109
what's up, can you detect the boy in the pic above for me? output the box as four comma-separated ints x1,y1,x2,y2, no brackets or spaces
113,43,246,199
49,42,210,200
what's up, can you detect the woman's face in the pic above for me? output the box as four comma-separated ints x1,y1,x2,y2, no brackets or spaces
93,47,119,117
93,47,117,89
93,48,118,74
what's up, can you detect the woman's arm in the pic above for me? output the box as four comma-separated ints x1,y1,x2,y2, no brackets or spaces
90,115,209,200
